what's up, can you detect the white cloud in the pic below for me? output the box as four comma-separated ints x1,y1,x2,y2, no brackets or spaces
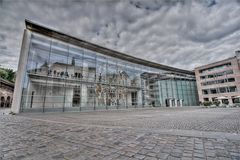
0,0,240,71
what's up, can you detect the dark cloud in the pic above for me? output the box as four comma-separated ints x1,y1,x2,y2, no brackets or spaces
0,0,240,71
0,34,5,41
0,45,7,49
207,0,217,7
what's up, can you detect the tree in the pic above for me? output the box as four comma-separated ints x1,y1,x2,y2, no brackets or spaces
0,67,16,82
0,68,8,79
213,101,220,106
203,101,212,106
5,68,15,82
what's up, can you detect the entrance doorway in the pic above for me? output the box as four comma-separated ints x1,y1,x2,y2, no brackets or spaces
165,99,170,107
131,92,137,106
72,89,81,107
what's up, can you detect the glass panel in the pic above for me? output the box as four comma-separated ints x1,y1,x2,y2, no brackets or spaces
96,55,107,83
21,33,51,111
64,45,83,111
84,84,95,110
83,50,96,82
44,39,69,111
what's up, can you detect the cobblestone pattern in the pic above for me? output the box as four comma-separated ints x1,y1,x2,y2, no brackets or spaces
0,108,240,160
24,108,240,134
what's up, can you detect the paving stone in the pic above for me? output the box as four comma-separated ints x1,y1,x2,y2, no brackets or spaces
167,156,181,160
193,158,204,160
146,152,156,157
133,154,145,160
170,152,182,158
0,108,240,160
144,156,158,160
157,152,169,159
193,153,205,158
182,152,192,157
181,157,192,160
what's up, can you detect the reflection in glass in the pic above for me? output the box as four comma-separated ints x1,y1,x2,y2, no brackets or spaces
20,33,198,112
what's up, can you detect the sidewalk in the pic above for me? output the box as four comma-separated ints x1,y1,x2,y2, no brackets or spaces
0,108,11,115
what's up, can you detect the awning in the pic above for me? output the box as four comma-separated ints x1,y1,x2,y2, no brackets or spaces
216,96,227,100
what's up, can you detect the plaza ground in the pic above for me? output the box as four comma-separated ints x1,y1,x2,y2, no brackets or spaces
0,107,240,160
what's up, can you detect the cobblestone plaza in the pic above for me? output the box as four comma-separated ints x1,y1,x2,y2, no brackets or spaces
1,107,240,160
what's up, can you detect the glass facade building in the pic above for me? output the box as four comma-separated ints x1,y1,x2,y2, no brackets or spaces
12,20,198,113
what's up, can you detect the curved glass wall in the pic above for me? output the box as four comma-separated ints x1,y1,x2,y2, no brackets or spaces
20,33,198,112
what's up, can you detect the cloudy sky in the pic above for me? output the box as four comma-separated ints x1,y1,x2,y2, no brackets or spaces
0,0,240,71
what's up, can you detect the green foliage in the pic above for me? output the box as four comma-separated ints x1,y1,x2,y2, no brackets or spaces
223,101,229,105
0,67,15,82
203,101,212,106
213,101,220,106
0,69,8,79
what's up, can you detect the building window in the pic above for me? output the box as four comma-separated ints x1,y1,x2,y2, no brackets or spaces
228,86,237,92
0,96,5,107
222,99,229,105
212,97,217,101
202,89,208,95
233,98,240,103
210,89,217,94
200,70,234,80
228,78,235,82
219,87,226,93
200,76,205,79
203,98,209,102
199,62,231,74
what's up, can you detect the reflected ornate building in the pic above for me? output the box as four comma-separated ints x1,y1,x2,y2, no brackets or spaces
12,20,198,113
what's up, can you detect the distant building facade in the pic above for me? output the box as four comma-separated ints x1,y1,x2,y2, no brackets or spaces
12,20,198,113
0,78,14,108
195,51,240,105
